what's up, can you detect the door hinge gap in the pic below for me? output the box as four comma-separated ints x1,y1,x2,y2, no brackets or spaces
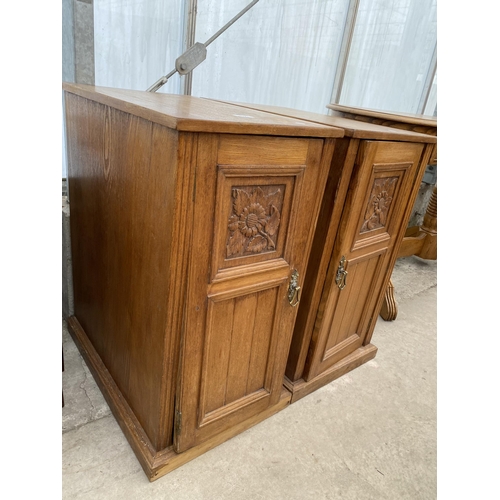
175,409,182,434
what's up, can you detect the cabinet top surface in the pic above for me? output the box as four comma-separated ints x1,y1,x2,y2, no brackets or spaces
213,100,437,144
327,104,437,128
62,83,344,139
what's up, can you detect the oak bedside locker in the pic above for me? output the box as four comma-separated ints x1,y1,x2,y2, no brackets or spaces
63,83,343,480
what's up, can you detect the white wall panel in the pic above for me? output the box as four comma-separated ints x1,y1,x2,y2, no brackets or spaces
94,0,185,94
339,0,437,114
91,0,436,115
191,0,350,114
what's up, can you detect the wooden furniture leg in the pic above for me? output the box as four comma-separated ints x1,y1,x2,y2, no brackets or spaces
415,185,437,260
379,279,397,321
380,185,437,321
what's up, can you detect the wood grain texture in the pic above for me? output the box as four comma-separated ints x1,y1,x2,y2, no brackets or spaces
328,106,437,310
199,287,278,420
379,279,397,321
286,137,357,381
212,167,298,278
327,105,437,166
416,185,437,260
67,316,158,476
65,86,353,478
149,389,291,482
303,141,427,381
225,294,261,404
201,298,235,415
283,137,432,388
67,315,291,482
67,85,439,480
65,93,182,449
63,83,344,138
174,133,331,453
397,230,426,258
334,106,438,325
324,252,383,352
156,132,198,449
284,344,378,403
327,103,437,128
285,118,434,382
209,99,436,144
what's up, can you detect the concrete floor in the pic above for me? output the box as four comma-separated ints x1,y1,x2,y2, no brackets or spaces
62,255,437,499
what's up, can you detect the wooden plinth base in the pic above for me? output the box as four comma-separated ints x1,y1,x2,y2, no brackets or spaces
283,344,378,403
67,316,292,482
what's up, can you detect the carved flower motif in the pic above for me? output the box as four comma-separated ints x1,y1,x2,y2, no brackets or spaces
239,203,267,237
373,190,392,225
227,186,283,257
361,177,397,233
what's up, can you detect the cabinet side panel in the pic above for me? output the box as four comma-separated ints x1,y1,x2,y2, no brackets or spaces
65,93,179,449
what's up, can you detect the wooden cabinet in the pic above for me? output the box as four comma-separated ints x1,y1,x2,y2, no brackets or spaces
287,139,430,401
212,102,435,402
63,83,342,480
63,84,436,480
326,104,438,321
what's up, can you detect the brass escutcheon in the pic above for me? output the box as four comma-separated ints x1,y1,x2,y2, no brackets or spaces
335,256,348,290
288,269,301,307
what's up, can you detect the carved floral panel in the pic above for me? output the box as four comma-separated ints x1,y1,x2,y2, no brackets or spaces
226,185,285,258
360,177,398,233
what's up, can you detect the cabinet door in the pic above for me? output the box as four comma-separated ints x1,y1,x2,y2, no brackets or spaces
303,141,425,381
174,133,330,452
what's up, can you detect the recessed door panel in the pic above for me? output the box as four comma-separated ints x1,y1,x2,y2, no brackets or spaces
306,248,388,380
211,170,299,278
198,285,281,428
324,251,385,354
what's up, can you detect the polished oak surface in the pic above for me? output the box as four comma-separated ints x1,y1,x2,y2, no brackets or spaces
219,101,436,399
210,99,436,143
327,103,437,128
302,141,430,381
63,83,344,138
174,132,332,453
65,85,437,479
328,104,437,322
65,93,180,449
64,84,337,479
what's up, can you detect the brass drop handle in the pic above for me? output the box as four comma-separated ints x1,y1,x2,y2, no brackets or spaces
335,256,348,290
288,269,301,307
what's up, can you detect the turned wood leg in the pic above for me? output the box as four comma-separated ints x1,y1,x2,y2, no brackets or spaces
380,279,397,321
417,185,437,260
380,184,437,322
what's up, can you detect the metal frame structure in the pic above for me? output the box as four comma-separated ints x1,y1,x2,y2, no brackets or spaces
328,0,437,116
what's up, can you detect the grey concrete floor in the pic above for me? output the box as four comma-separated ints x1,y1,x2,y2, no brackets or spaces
62,256,437,499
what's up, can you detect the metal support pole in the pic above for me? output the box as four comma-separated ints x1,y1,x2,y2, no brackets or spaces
417,42,437,115
329,0,360,108
183,0,198,95
147,0,260,93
